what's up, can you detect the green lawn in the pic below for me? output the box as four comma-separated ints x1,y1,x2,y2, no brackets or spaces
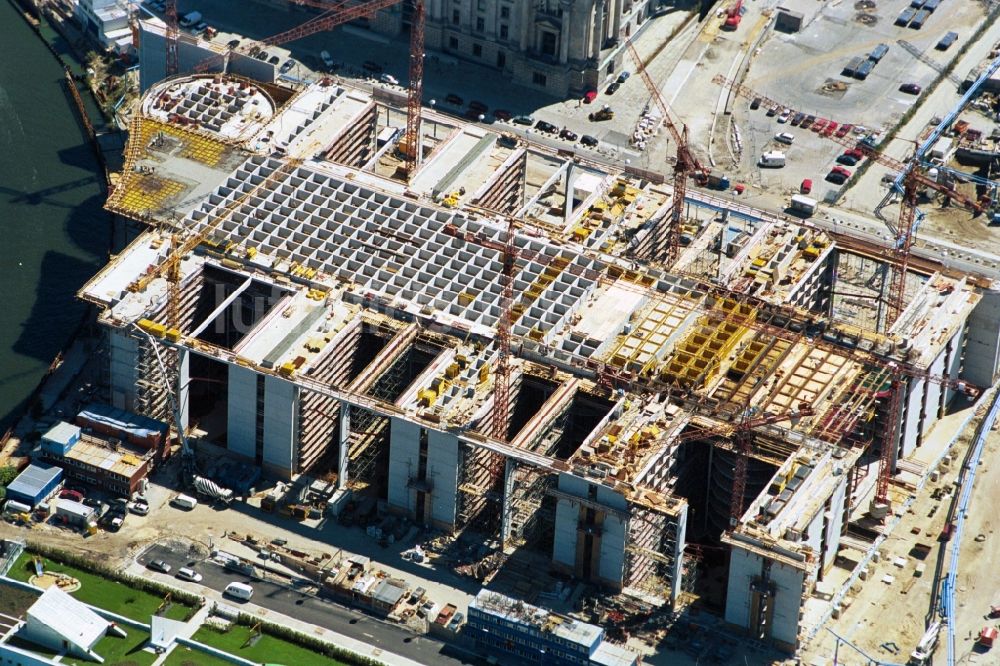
7,630,156,666
190,625,350,666
8,553,192,622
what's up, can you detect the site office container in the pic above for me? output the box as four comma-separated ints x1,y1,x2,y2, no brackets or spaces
896,7,916,25
854,60,875,80
910,9,930,28
868,43,889,62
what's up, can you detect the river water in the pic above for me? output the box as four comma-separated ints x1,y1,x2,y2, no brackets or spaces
0,2,110,430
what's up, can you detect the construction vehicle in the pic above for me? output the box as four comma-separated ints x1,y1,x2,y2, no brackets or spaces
589,105,614,121
722,0,744,30
908,620,940,665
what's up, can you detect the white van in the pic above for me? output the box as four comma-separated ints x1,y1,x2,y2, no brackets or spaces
758,151,786,168
224,582,254,601
170,494,198,510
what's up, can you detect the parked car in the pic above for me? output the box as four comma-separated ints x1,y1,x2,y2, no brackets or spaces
267,55,280,65
811,118,827,132
837,154,859,166
900,82,922,94
280,59,296,74
445,93,463,106
148,559,171,574
176,567,203,583
766,105,779,117
606,81,620,95
583,89,598,103
380,73,399,85
512,115,534,126
827,171,848,184
791,112,805,126
580,134,599,147
193,21,209,34
836,123,852,137
774,132,795,145
831,165,853,177
469,100,488,113
60,489,84,503
362,61,382,73
616,71,630,84
227,39,241,49
320,50,335,69
256,51,269,61
559,128,578,141
492,109,512,121
535,120,558,133
750,97,762,110
800,178,813,194
801,115,816,129
128,499,149,516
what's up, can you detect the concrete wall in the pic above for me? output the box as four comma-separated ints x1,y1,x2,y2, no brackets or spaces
262,375,298,476
725,546,807,651
901,376,925,459
0,643,60,666
598,513,626,585
553,495,578,569
20,619,96,662
427,430,459,528
108,328,139,411
227,364,258,461
387,417,420,516
822,472,848,571
963,290,1000,387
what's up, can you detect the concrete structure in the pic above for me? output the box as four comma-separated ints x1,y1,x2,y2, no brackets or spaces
83,72,1000,652
5,464,62,508
75,0,133,55
466,588,639,665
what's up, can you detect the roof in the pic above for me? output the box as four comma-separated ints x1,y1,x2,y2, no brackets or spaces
26,587,108,651
77,403,168,440
64,435,150,479
42,422,81,447
592,641,639,666
471,589,603,649
7,464,62,502
371,579,406,606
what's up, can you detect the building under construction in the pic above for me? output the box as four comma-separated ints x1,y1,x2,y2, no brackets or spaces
81,72,1000,651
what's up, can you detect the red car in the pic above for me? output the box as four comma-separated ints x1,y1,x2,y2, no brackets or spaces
831,165,853,177
800,178,813,194
835,123,852,138
60,489,84,503
823,121,838,136
812,119,828,132
583,89,598,104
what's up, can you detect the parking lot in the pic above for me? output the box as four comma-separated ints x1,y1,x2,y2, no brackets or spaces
724,0,989,206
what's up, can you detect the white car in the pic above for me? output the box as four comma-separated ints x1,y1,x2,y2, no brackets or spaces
176,567,203,583
774,132,795,145
320,50,334,70
380,73,399,85
777,111,791,124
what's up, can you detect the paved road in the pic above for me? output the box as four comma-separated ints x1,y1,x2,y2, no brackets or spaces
137,543,486,666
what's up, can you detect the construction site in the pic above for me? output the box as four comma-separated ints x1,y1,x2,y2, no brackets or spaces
62,0,1000,660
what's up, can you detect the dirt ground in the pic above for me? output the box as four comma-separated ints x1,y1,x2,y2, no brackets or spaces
799,419,1000,666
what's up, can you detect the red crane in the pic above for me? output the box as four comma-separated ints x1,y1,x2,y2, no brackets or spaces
625,40,710,266
711,75,983,332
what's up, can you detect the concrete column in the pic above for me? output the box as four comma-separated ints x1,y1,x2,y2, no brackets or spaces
591,0,606,60
564,162,576,222
177,349,190,432
612,0,623,42
519,0,532,50
336,401,351,489
559,0,573,63
262,376,298,478
227,364,258,461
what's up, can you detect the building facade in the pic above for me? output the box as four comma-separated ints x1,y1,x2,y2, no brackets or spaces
370,0,666,97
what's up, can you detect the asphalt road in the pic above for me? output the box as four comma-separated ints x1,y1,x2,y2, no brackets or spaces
137,543,486,666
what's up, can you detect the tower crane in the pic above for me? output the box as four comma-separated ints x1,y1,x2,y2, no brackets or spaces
165,0,179,76
711,75,984,332
625,40,710,266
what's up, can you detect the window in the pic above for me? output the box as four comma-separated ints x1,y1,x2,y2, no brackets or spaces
452,9,460,24
473,43,482,57
500,5,510,18
476,17,485,31
533,72,546,86
499,24,508,39
541,31,557,56
449,36,459,49
497,52,506,67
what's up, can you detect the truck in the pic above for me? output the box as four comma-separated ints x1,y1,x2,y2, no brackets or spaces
908,620,940,665
758,151,786,168
854,59,874,80
170,494,198,510
179,11,202,27
193,476,234,503
790,194,818,216
704,173,731,190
